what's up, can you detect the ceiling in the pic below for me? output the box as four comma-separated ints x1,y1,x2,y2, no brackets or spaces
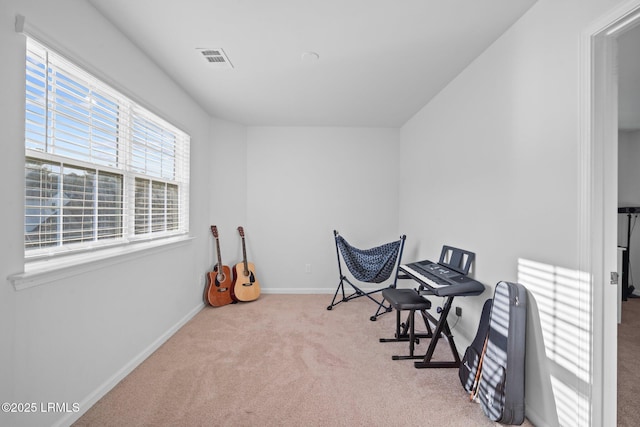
88,0,537,127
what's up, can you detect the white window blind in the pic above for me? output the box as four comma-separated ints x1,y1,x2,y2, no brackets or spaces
24,38,190,258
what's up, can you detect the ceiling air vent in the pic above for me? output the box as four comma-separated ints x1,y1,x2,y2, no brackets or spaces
197,48,234,69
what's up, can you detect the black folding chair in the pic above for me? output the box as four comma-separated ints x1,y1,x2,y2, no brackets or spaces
327,230,406,321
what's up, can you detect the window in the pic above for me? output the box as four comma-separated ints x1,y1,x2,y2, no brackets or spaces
24,38,190,259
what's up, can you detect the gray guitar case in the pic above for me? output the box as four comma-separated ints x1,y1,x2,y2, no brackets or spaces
459,298,492,393
478,281,527,425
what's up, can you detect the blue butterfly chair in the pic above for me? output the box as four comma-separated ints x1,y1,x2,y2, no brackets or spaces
327,230,406,321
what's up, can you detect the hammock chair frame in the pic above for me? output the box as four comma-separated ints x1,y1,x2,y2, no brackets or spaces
327,230,406,321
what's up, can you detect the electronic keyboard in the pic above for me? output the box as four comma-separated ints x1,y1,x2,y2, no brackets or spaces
400,263,483,296
399,246,484,297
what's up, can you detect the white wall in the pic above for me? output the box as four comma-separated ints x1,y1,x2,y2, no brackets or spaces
618,130,640,290
0,1,217,426
399,0,624,426
208,118,248,268
0,2,23,425
246,127,400,294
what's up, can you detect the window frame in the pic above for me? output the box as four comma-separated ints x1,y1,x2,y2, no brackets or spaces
22,37,191,264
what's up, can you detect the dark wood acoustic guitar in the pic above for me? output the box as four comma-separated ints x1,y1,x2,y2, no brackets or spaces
206,225,235,306
233,226,261,302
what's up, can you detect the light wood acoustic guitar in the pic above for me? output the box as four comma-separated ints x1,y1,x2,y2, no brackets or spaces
233,226,261,302
206,225,235,306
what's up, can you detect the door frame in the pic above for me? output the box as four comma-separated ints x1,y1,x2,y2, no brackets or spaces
581,1,640,425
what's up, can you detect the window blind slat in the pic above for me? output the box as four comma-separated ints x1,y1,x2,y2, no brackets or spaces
24,38,190,257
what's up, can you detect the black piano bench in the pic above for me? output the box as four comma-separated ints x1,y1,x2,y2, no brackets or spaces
379,288,433,360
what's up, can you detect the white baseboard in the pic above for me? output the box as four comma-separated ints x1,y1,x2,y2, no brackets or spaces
261,286,387,294
525,406,557,427
54,302,205,427
261,287,336,294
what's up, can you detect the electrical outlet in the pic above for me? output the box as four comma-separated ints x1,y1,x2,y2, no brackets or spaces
305,264,312,274
455,306,462,317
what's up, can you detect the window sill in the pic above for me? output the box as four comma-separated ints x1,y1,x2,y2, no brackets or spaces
8,235,195,291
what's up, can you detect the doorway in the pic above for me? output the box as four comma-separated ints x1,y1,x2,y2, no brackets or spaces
616,20,640,426
582,2,640,426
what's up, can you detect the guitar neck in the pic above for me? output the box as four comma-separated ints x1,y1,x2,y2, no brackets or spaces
215,237,223,269
241,237,249,274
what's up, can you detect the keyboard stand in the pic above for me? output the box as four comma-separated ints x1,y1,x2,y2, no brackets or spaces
413,293,461,368
393,249,484,368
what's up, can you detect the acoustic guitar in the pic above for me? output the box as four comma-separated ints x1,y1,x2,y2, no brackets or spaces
233,226,261,302
206,225,235,306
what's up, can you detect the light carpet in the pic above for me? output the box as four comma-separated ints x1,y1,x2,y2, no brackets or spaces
74,294,533,426
618,296,640,427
